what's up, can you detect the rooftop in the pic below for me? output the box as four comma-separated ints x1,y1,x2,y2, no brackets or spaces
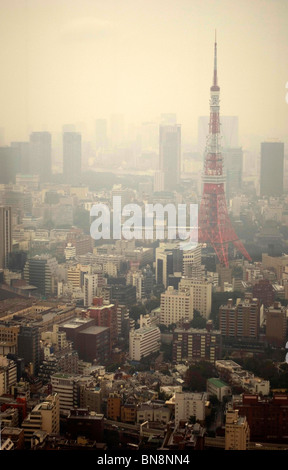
208,377,229,388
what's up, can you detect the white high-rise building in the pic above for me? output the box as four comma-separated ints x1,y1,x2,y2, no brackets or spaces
0,356,17,395
174,391,207,426
129,315,160,361
225,408,250,450
160,286,193,326
182,244,202,277
21,393,60,444
51,373,78,415
84,272,103,307
179,278,212,318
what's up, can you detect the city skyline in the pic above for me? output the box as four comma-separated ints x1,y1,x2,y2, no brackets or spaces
0,0,287,152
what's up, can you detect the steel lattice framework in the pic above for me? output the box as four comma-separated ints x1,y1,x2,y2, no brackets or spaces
198,35,251,267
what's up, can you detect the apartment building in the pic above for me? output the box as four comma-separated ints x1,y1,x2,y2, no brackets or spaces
160,286,193,326
21,394,60,445
179,277,212,318
225,408,250,450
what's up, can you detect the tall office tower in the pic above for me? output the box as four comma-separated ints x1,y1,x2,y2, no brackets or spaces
182,244,202,277
83,272,104,307
29,132,52,182
225,408,250,450
260,141,284,197
0,147,18,184
62,131,82,185
198,37,251,267
23,255,58,297
222,147,243,200
155,243,183,288
11,142,30,174
0,206,12,269
95,119,107,149
158,124,181,191
17,325,40,375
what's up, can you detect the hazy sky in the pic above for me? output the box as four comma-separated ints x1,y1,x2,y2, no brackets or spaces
0,0,287,150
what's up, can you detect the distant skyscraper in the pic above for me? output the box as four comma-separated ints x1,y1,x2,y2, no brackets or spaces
260,141,284,197
95,119,107,149
0,147,18,184
0,206,12,269
158,124,181,191
29,132,52,182
63,131,82,185
11,142,30,174
222,147,243,200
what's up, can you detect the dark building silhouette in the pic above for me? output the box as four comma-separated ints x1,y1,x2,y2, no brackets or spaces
260,141,284,197
66,409,104,442
111,284,136,306
252,279,274,307
17,325,40,375
0,206,12,269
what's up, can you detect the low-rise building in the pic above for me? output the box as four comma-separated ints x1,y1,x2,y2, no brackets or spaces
215,360,270,395
206,378,231,401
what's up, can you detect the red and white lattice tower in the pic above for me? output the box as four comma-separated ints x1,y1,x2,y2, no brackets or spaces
198,34,251,267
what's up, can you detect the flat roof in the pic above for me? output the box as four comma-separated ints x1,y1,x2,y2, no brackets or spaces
79,326,109,335
208,377,229,388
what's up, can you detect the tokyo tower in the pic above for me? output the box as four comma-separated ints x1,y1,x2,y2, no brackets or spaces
198,34,251,267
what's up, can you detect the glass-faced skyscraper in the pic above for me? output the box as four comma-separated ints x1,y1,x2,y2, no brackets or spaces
260,142,284,197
